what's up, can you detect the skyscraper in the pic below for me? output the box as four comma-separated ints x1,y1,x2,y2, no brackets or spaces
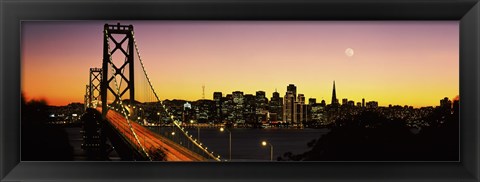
272,90,280,98
244,94,257,124
221,94,234,122
269,89,283,121
283,84,306,126
213,92,223,123
331,81,338,106
287,84,297,99
283,91,295,123
296,94,306,124
232,91,244,103
255,91,267,110
255,91,268,122
256,91,266,97
232,91,244,124
284,84,298,124
213,92,222,101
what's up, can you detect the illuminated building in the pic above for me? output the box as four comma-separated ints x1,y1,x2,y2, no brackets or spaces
213,92,222,123
269,89,283,122
287,84,297,98
232,91,244,124
295,94,306,124
244,94,257,125
283,91,295,123
255,91,268,122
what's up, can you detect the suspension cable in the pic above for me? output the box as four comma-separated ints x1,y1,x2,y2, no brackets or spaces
131,30,221,161
105,29,151,160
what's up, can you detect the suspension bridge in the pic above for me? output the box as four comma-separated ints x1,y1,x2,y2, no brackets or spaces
82,23,221,161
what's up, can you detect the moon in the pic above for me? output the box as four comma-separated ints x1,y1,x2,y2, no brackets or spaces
345,48,354,57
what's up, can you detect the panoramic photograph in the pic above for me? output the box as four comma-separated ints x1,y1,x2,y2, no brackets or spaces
21,21,459,161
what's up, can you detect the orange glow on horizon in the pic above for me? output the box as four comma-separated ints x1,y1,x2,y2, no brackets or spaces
22,21,459,107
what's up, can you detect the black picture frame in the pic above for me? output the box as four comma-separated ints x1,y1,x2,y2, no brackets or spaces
1,0,479,181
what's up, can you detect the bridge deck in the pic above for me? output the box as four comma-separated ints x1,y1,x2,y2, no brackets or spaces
97,108,206,161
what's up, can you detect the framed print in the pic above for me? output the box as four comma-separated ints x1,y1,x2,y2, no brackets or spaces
1,0,479,181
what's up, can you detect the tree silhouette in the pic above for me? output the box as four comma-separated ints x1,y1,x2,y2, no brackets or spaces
279,107,458,161
21,93,73,161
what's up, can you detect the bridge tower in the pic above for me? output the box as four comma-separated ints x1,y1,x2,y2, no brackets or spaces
84,85,90,110
101,23,135,118
89,68,102,108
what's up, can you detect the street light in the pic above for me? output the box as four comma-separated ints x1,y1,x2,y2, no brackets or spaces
261,140,274,161
220,127,232,161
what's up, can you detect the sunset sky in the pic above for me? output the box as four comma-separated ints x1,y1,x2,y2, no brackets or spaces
21,21,459,107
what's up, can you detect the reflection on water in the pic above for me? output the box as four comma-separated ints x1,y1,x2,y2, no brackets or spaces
148,126,329,161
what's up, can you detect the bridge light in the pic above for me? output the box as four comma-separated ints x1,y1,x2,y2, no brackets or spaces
171,132,175,136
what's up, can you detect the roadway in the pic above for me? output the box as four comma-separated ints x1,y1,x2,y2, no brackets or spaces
97,107,206,161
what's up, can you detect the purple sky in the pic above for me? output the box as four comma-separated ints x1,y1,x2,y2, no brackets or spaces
22,21,459,107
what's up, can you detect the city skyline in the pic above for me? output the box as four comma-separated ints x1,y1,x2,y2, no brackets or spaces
22,21,459,107
162,82,457,108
